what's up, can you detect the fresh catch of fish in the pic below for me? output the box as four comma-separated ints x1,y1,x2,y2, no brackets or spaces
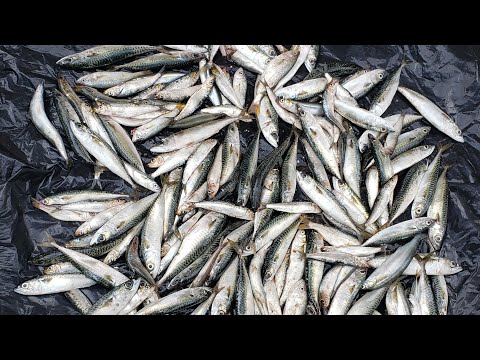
17,44,466,315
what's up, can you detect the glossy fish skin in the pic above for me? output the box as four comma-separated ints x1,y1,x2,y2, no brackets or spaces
42,236,129,288
249,245,269,315
274,45,311,91
368,254,462,276
363,234,423,290
70,122,133,186
127,236,156,286
140,192,164,279
114,51,204,71
131,111,177,143
369,61,407,116
432,275,448,315
103,118,144,171
75,202,130,236
264,279,282,315
211,64,243,109
234,256,256,315
65,289,92,314
263,49,299,88
283,279,307,315
262,219,301,282
341,69,386,99
307,251,370,268
391,144,435,175
76,70,153,89
296,172,358,233
31,198,96,222
233,67,247,108
104,71,164,98
237,131,260,206
280,229,307,306
14,273,97,296
57,45,157,69
207,144,223,199
411,144,450,219
87,279,140,315
305,45,319,73
150,143,200,178
90,193,158,245
412,256,438,315
370,134,394,186
427,166,450,251
256,95,279,148
266,87,302,129
119,281,155,315
43,262,80,275
124,162,160,193
194,201,254,220
275,78,328,101
52,89,93,163
150,116,241,153
343,127,362,198
163,168,183,237
300,137,330,189
398,86,464,142
280,132,298,203
301,220,360,247
386,281,411,315
391,126,431,159
305,230,324,314
335,99,394,133
299,109,341,179
220,122,241,185
182,139,218,186
138,287,213,315
199,59,222,106
251,133,291,209
30,84,68,163
251,212,301,254
366,175,398,227
170,113,220,130
158,212,226,287
348,286,389,315
265,202,321,214
362,217,434,247
103,221,144,265
389,162,428,224
327,267,367,315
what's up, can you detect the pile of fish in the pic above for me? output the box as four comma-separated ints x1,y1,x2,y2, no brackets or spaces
16,45,465,315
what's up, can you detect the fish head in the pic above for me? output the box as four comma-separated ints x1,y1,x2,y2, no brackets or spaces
14,280,40,295
370,69,387,83
447,260,463,274
419,217,436,229
193,287,213,299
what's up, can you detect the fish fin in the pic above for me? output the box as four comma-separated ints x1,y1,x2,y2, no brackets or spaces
438,142,454,154
298,218,312,230
227,239,243,257
30,197,42,209
131,187,141,201
38,233,57,248
400,56,414,66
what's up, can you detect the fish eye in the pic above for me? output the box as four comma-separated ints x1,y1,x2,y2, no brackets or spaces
423,145,429,149
456,129,462,135
378,73,384,79
360,269,367,274
423,128,428,133
125,281,133,290
426,220,433,226
147,263,154,271
265,271,272,279
190,293,196,298
309,59,316,64
434,235,441,242
299,110,306,116
415,207,422,214
450,261,457,268
21,283,28,288
380,127,387,132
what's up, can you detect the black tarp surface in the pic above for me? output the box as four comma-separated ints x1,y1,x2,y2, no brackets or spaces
0,45,478,314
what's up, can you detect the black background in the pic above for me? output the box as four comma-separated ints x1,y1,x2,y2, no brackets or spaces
0,45,478,315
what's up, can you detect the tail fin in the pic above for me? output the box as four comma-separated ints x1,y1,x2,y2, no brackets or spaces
438,142,454,154
37,233,57,248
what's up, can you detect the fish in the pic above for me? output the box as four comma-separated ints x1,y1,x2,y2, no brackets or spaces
30,84,68,163
398,86,464,142
87,279,141,315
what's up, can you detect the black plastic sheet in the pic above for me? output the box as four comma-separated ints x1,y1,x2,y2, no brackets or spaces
0,45,479,315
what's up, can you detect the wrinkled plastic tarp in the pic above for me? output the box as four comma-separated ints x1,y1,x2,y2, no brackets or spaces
0,45,479,314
